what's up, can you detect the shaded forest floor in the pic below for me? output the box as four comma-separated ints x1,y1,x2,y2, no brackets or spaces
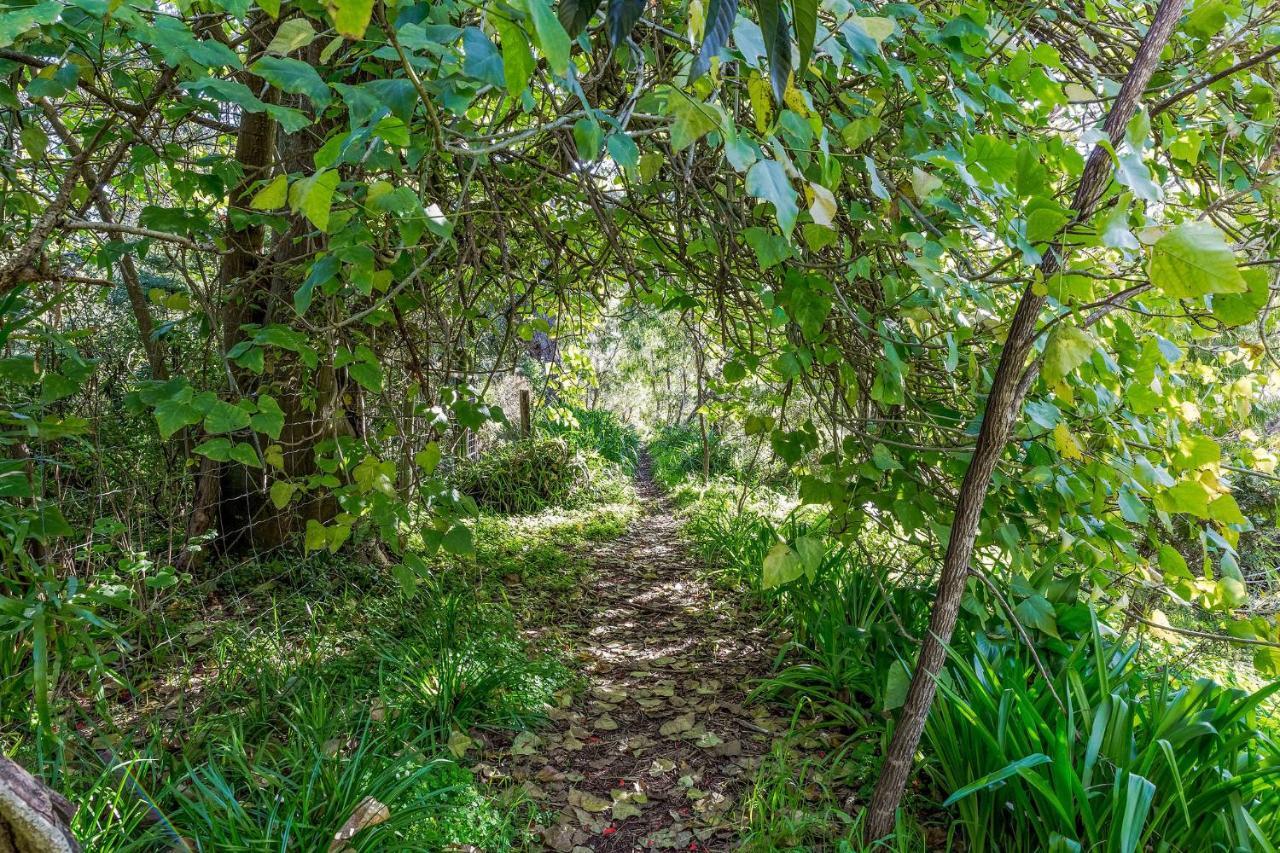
480,460,784,851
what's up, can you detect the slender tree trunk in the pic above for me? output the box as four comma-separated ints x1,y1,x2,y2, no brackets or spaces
864,0,1187,837
180,14,277,567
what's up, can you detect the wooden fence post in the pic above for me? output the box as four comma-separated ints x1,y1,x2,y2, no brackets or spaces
519,389,531,438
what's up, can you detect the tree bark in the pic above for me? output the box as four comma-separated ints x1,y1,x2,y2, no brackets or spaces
864,0,1188,838
181,14,277,567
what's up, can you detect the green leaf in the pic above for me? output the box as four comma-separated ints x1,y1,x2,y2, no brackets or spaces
348,361,384,393
266,18,316,55
0,1,61,50
288,169,340,233
690,0,737,81
756,0,791,101
1014,594,1059,638
270,480,295,509
1147,221,1246,299
746,159,797,236
528,0,571,76
493,14,535,95
414,441,442,473
1208,494,1246,525
250,175,288,210
943,754,1052,807
1042,324,1096,386
228,442,262,467
762,541,804,588
193,437,233,461
325,0,374,39
204,400,252,434
573,117,603,161
442,523,474,555
252,56,330,108
1172,434,1219,471
792,0,816,76
557,0,600,36
667,94,720,151
1211,266,1269,327
462,27,505,88
20,124,47,159
606,0,645,49
250,394,285,439
304,519,327,551
1155,478,1212,519
155,396,201,440
1158,544,1191,579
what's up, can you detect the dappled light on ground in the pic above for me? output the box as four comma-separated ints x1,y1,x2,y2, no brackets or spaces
481,461,779,851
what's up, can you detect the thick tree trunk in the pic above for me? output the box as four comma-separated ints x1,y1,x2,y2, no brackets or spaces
0,756,79,852
864,0,1188,837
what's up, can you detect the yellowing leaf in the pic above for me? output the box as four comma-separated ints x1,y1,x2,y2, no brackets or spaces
325,0,374,39
808,182,837,228
1042,324,1096,386
250,174,288,210
1147,221,1246,299
1052,423,1083,460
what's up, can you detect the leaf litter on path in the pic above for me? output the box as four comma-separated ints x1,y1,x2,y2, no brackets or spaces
477,464,778,851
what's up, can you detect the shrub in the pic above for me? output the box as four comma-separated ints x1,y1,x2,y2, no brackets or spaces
452,438,585,513
538,406,640,473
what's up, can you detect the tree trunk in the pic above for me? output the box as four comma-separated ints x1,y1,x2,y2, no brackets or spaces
0,756,79,852
181,15,277,565
864,0,1187,837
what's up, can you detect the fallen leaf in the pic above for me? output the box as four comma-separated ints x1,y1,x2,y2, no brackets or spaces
327,796,388,851
447,730,472,758
511,731,541,755
659,713,695,736
567,788,611,813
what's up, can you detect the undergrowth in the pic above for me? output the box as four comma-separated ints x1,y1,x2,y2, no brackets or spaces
9,496,635,850
666,477,1280,851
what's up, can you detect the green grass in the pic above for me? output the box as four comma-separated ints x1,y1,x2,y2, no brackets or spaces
11,497,637,850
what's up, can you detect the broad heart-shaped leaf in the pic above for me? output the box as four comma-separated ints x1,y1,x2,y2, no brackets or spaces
1013,594,1059,637
667,94,720,151
348,360,384,393
528,0,571,76
325,0,374,39
754,0,791,101
252,56,330,108
1147,221,1246,299
462,27,505,88
250,174,288,210
792,0,816,77
1211,266,1269,327
606,0,645,49
1154,478,1212,519
288,169,340,233
204,399,252,434
746,159,797,235
250,394,285,439
1041,323,1097,386
762,541,804,588
557,0,601,36
690,0,737,82
266,18,316,55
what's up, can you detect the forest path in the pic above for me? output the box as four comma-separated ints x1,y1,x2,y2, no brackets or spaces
492,459,779,852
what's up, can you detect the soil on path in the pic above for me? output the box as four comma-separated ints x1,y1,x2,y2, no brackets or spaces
489,461,779,851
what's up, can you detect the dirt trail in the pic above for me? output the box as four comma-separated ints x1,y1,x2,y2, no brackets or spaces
492,460,778,851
